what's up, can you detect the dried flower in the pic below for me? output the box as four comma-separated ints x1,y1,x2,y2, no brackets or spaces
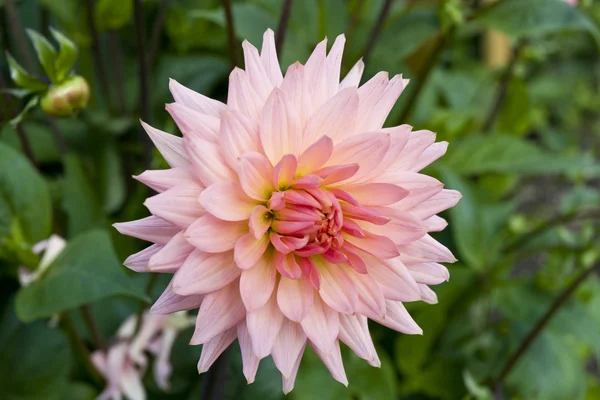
115,29,461,392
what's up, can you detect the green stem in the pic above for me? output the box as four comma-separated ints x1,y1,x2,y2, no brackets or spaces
15,124,38,168
275,0,294,55
132,274,158,337
362,0,394,64
62,313,105,387
4,0,37,72
221,0,239,67
81,305,107,351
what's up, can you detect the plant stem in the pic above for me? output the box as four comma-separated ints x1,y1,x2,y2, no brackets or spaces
133,0,153,168
395,29,454,125
132,274,158,337
221,0,239,67
84,0,112,109
345,0,365,47
149,0,170,67
362,0,393,64
45,117,69,156
4,0,37,72
15,124,38,168
108,32,127,114
62,313,105,387
495,261,600,386
40,5,50,37
275,0,293,55
201,347,231,400
482,40,525,133
81,305,107,351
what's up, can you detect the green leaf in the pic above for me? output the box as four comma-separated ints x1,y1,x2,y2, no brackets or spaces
476,0,600,39
5,52,48,92
0,123,61,164
0,143,52,243
98,142,126,214
0,298,72,400
94,0,133,31
61,154,106,236
496,77,532,135
26,29,59,82
233,4,277,45
15,229,149,321
444,134,600,177
0,196,12,239
49,28,78,81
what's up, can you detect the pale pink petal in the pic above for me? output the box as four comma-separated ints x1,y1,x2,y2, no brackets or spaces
297,136,333,175
277,276,314,322
172,250,240,295
249,205,272,238
242,40,273,100
199,182,256,221
124,244,162,272
409,141,448,172
311,340,348,386
272,319,307,378
356,74,407,132
247,291,285,358
260,88,301,165
120,366,146,400
303,87,358,147
134,167,197,193
144,186,204,228
325,34,345,97
227,67,262,121
397,234,457,263
317,164,360,186
391,130,437,170
344,232,400,259
234,233,270,269
141,121,190,168
406,262,449,285
380,171,444,210
328,132,390,183
197,327,237,373
113,216,179,245
425,215,448,232
372,300,423,335
280,62,311,123
153,328,176,389
220,111,261,169
151,282,203,314
304,39,328,109
260,29,283,87
339,314,380,367
419,284,439,304
272,154,298,189
185,214,247,252
282,345,304,394
410,189,462,219
238,152,274,201
166,102,220,142
169,78,227,117
339,59,364,90
274,251,302,279
149,232,194,272
184,135,237,186
300,296,339,354
365,255,422,302
237,321,260,383
190,280,245,344
355,71,388,129
367,209,427,245
315,262,357,314
240,253,277,312
344,183,408,206
345,268,386,319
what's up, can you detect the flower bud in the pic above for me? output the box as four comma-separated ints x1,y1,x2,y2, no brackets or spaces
40,75,90,117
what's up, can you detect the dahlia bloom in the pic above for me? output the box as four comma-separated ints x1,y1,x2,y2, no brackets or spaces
115,29,461,392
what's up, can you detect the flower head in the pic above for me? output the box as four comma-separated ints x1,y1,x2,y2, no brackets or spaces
115,29,461,392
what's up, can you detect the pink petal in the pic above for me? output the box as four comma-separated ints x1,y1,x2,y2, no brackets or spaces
272,154,298,189
297,136,334,175
316,261,358,314
220,111,261,169
271,220,315,235
298,257,321,290
141,121,190,168
260,88,301,165
199,182,256,221
113,216,179,244
366,256,421,302
234,233,270,269
280,62,311,123
367,209,427,245
380,171,443,210
274,252,302,279
339,59,364,90
165,102,220,142
242,40,273,100
316,164,359,186
300,296,339,354
237,321,260,383
277,276,314,322
151,282,203,314
134,167,197,193
172,250,240,295
425,215,448,232
240,253,277,312
341,204,390,225
397,234,457,263
372,300,422,335
344,183,408,206
344,232,400,259
247,291,285,358
227,67,262,121
237,152,274,201
272,319,307,378
185,214,247,252
270,232,293,254
124,244,162,272
184,135,236,187
303,88,358,147
328,132,390,183
410,189,462,219
410,141,448,172
311,340,348,386
345,268,386,319
304,39,328,109
190,281,245,344
357,74,407,132
419,284,438,304
148,232,194,272
169,78,227,117
282,344,304,394
284,190,322,209
197,327,237,373
144,186,204,228
406,262,449,285
325,34,346,97
260,29,283,87
340,245,367,273
249,205,272,238
339,314,380,367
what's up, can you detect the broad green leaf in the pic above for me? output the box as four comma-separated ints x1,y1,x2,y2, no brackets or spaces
94,0,133,31
49,28,78,81
0,298,72,400
0,196,11,238
26,29,58,82
62,154,105,236
476,0,600,39
444,135,600,177
15,229,148,321
5,53,48,92
0,143,52,243
0,123,61,164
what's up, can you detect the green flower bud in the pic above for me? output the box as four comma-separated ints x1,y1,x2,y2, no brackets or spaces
40,75,90,117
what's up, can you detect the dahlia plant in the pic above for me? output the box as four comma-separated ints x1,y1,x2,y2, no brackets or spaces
115,29,461,392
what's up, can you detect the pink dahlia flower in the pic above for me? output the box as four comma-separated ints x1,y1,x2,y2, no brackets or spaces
115,29,461,392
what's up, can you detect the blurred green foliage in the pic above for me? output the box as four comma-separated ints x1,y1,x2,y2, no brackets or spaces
1,0,600,399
